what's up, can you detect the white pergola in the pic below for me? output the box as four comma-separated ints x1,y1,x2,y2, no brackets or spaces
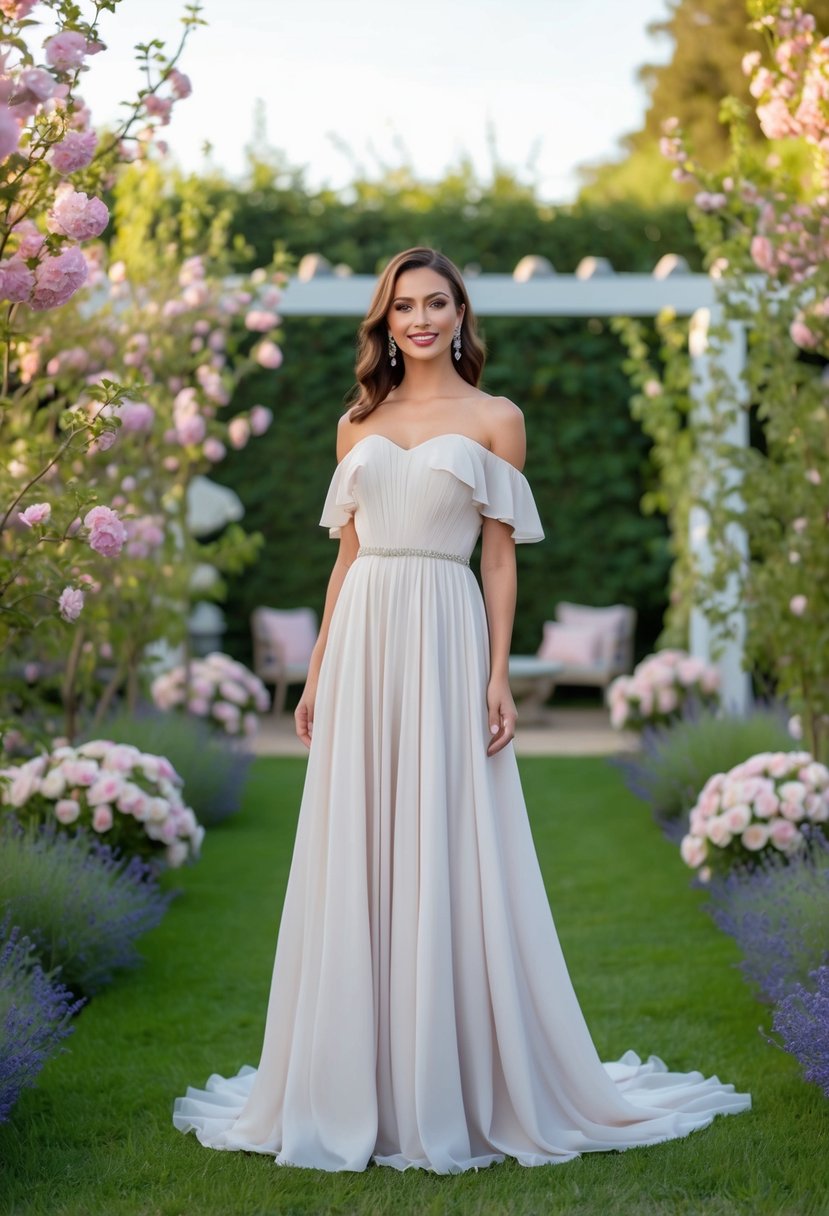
277,253,752,712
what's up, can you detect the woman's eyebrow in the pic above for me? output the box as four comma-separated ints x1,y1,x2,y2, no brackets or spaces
392,291,451,301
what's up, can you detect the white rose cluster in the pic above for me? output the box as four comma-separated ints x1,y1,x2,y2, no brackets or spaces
607,649,721,731
151,651,270,738
0,739,204,868
680,750,829,879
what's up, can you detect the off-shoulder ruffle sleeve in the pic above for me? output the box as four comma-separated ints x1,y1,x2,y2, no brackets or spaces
427,441,545,543
318,450,362,540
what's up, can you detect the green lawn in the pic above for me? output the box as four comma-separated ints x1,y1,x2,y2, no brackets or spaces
2,757,825,1216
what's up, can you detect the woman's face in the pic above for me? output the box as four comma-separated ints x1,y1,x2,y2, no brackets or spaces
386,266,464,364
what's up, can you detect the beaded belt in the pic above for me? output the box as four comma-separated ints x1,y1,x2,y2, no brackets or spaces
357,545,470,567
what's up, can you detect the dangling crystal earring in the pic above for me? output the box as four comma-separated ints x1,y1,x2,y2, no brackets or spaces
453,325,462,362
388,332,398,367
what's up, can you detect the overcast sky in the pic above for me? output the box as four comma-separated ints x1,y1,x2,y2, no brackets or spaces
76,0,674,203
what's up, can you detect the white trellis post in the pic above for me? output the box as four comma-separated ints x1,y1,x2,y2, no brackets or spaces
687,304,752,713
278,257,751,706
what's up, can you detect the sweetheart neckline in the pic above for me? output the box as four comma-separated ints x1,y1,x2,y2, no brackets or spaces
336,431,524,474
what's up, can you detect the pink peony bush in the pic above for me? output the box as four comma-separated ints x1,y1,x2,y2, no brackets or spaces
0,739,204,868
680,751,829,881
607,649,721,731
151,653,270,739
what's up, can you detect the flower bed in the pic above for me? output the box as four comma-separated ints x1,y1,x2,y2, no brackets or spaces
0,740,204,868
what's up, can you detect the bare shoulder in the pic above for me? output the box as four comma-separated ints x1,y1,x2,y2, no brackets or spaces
335,408,362,463
484,396,527,472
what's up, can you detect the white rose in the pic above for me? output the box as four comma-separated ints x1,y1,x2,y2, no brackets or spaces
680,834,708,868
165,840,190,868
147,796,170,822
39,768,67,799
706,816,733,847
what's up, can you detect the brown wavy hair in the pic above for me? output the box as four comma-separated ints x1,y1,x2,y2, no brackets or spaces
343,247,487,422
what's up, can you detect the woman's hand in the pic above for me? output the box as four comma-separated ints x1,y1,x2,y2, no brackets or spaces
295,677,317,749
486,675,517,756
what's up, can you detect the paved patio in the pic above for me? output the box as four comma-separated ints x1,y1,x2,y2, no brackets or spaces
251,706,639,758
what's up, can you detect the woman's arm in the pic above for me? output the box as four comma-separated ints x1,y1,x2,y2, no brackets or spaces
295,419,361,747
480,401,528,757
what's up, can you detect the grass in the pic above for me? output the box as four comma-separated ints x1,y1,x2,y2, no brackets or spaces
1,757,826,1216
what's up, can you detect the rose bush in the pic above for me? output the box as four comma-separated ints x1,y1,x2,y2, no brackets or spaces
680,749,829,879
0,739,204,868
151,652,270,739
607,648,721,731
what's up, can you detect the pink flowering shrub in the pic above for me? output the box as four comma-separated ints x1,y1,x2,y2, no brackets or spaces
614,3,829,761
151,652,270,739
680,751,829,880
607,649,721,732
0,739,204,868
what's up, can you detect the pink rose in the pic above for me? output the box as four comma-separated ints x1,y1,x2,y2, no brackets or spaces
47,185,109,241
753,790,779,819
167,68,192,99
30,246,88,311
61,758,98,786
88,774,123,805
0,257,35,304
44,31,90,71
769,818,801,851
254,340,283,369
724,804,751,833
58,586,84,622
750,235,775,273
48,128,97,175
83,505,127,557
176,414,206,446
202,437,226,462
120,401,155,432
17,501,51,527
0,103,19,161
227,417,250,449
0,1,39,17
54,798,81,824
250,405,273,435
245,309,278,332
143,94,172,124
18,67,56,103
91,804,113,832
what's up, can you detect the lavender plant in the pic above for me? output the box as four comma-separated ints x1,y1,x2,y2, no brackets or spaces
0,914,84,1124
772,966,829,1099
0,817,174,997
704,832,829,1004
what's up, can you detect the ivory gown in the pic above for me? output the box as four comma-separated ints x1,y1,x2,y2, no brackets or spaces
172,431,751,1172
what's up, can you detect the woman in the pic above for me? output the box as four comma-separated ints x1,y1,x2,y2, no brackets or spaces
173,246,750,1172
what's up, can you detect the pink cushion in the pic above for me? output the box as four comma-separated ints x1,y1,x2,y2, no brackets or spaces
556,602,629,634
255,609,317,665
536,621,604,666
